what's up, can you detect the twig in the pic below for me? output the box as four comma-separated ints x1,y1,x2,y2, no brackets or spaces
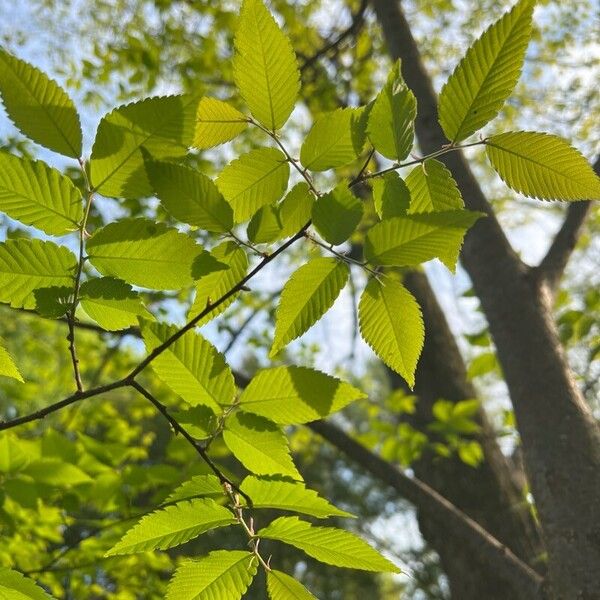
129,380,251,506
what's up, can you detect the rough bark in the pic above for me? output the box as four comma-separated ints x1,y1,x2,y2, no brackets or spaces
372,1,600,597
389,270,544,599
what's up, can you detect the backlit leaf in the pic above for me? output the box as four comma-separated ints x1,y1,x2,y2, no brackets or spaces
233,0,300,130
141,319,235,412
312,184,363,245
267,570,317,600
406,159,464,213
193,97,248,149
216,147,289,223
438,0,535,142
0,48,82,157
485,131,600,200
0,568,53,600
0,342,23,382
359,278,424,388
0,239,76,309
239,366,366,424
372,172,410,219
271,257,349,356
258,516,400,572
223,411,301,479
0,152,82,235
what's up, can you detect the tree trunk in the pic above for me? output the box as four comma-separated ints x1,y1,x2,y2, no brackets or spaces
372,2,600,597
390,270,543,599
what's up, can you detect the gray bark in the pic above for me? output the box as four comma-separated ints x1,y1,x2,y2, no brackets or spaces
371,1,600,597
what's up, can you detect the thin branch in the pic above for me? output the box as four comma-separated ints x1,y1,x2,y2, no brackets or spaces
129,380,251,506
299,0,369,72
536,156,598,295
308,420,546,599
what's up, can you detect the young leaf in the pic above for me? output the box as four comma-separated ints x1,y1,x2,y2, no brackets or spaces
406,159,464,213
267,570,317,600
258,516,400,573
188,241,248,324
278,182,315,237
87,218,203,290
247,204,283,244
485,131,600,201
372,172,410,219
216,147,289,223
312,184,363,245
34,286,72,318
166,475,223,504
80,277,151,331
271,257,349,357
90,95,198,199
22,458,92,487
240,475,353,518
223,412,301,479
146,160,233,232
105,498,236,556
173,406,218,440
0,239,76,309
0,342,23,382
0,567,54,600
438,0,535,142
193,97,248,149
0,152,82,235
239,366,366,424
0,48,82,158
140,319,235,412
359,278,424,388
364,210,483,272
367,61,416,161
233,0,300,130
300,107,365,171
166,551,257,600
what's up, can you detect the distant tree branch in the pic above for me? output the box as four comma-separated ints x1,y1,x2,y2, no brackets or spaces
299,0,369,72
536,157,599,295
308,420,546,600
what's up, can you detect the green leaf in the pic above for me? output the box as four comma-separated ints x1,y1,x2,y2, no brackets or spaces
33,286,72,318
485,131,600,201
300,108,365,172
0,152,82,235
0,568,53,600
146,160,233,233
223,411,301,479
166,475,223,504
247,204,283,244
258,517,400,573
87,218,203,290
278,182,315,237
364,210,483,272
233,0,300,130
22,459,92,487
79,277,151,331
438,0,535,142
312,184,363,245
372,172,410,219
90,95,197,199
359,278,424,388
0,342,23,382
240,476,353,518
188,241,248,324
105,499,236,556
0,48,82,158
216,147,289,223
267,570,317,600
271,257,349,357
0,239,76,309
140,319,235,412
367,61,416,161
193,97,248,149
406,159,464,213
166,551,256,600
239,366,366,424
0,435,30,473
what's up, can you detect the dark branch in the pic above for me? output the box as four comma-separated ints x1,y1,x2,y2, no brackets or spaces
299,0,369,72
536,157,599,295
308,420,546,599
